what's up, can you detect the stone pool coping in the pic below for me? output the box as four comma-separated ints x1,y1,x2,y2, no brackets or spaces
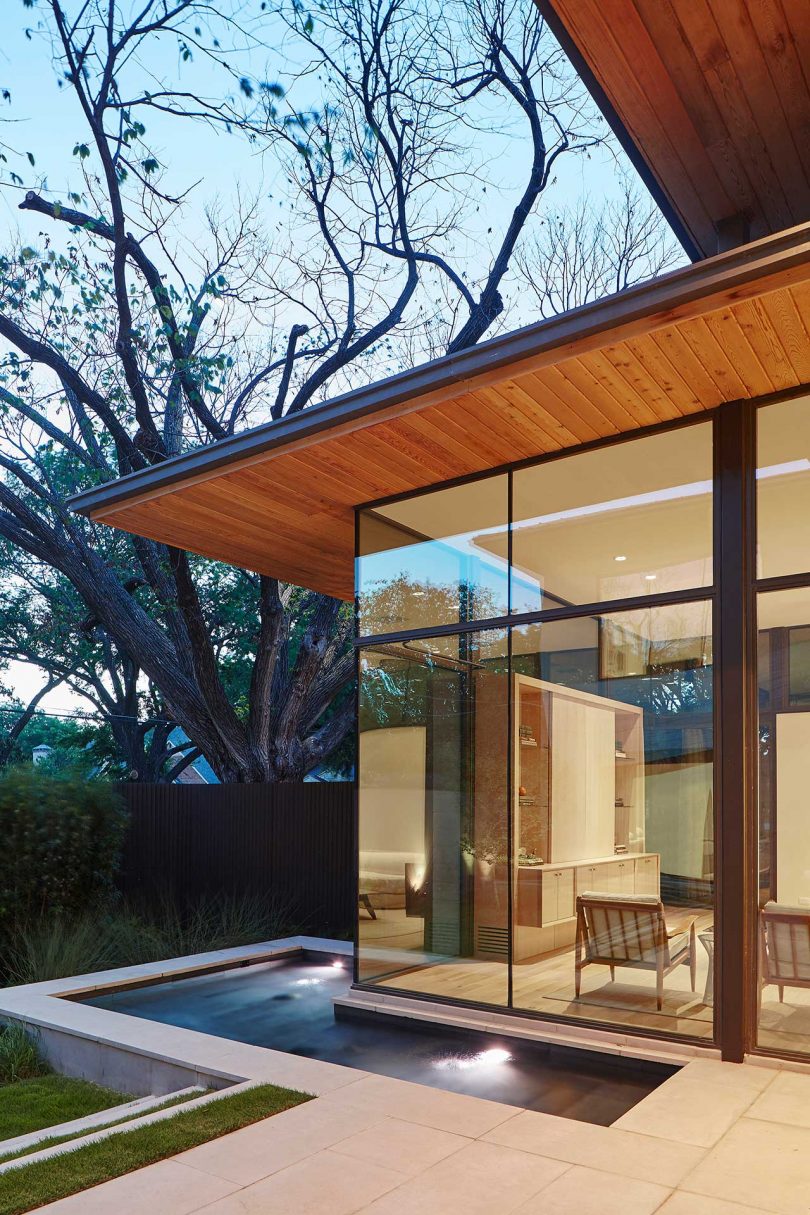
0,936,358,1098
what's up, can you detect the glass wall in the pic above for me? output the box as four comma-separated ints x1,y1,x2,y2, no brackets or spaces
511,424,713,614
357,476,508,636
510,604,714,1038
356,420,717,1043
358,630,510,1004
757,394,810,580
756,393,810,1057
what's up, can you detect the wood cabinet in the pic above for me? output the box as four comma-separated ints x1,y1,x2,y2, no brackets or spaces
514,853,660,961
511,673,653,962
513,673,645,869
474,669,658,963
635,853,660,896
540,866,575,924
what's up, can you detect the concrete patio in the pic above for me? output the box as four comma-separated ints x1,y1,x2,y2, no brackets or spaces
38,1055,810,1215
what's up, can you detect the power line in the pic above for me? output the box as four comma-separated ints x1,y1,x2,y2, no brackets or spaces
0,705,171,725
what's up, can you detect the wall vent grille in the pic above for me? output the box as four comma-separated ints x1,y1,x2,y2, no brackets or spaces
430,923,460,955
477,925,509,956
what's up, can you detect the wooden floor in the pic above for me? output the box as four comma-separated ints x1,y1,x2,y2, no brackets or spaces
360,908,810,1053
359,907,716,1040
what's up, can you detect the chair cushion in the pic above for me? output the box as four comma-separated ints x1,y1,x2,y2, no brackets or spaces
580,891,661,905
762,903,810,982
764,901,810,916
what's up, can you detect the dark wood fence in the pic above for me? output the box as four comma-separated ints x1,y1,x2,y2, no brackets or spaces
118,782,355,937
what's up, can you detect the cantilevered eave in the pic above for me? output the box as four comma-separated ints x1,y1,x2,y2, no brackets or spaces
69,220,810,523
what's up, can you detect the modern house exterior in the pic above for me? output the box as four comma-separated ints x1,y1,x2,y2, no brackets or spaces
71,2,810,1068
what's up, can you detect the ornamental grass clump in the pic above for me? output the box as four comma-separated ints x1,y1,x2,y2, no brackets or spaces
5,892,292,986
0,1022,48,1085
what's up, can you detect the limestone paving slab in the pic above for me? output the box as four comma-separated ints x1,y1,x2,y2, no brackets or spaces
678,1116,810,1215
175,1097,385,1186
659,1196,782,1215
744,1069,810,1129
355,1140,570,1215
319,1072,520,1137
482,1106,706,1186
189,1147,404,1215
511,1164,671,1215
613,1063,774,1147
328,1115,472,1176
38,1158,239,1214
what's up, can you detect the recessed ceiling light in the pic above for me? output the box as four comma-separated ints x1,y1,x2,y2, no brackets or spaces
645,574,657,581
614,555,627,562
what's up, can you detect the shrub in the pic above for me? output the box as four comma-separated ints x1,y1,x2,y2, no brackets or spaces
0,1022,48,1084
0,766,126,930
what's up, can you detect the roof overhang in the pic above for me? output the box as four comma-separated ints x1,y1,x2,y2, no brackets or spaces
70,223,810,600
538,0,810,258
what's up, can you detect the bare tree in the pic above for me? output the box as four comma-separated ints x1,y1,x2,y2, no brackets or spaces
515,179,683,318
255,0,606,414
0,1,668,780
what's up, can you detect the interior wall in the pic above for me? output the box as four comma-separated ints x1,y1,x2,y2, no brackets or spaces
775,714,810,906
645,762,713,881
358,725,427,856
550,697,615,861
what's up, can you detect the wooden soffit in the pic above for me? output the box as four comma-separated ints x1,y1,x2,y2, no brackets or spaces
70,223,810,600
539,0,810,258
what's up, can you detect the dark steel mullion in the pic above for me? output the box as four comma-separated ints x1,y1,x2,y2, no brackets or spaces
355,584,714,648
714,400,757,1062
756,571,810,595
507,468,514,1008
353,509,361,987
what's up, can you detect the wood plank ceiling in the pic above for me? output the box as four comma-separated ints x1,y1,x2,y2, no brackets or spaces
73,224,810,601
539,0,810,257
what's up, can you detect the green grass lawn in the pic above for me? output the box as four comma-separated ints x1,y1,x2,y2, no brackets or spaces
0,1082,311,1215
0,1075,127,1141
0,1090,202,1165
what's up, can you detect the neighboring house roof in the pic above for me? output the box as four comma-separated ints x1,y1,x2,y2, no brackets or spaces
172,764,209,785
167,726,218,784
69,222,810,599
537,1,810,258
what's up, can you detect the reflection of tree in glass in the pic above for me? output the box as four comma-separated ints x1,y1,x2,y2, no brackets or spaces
359,657,431,731
359,574,501,634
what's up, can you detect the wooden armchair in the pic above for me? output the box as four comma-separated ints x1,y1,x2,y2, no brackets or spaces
760,902,810,1002
575,892,697,1011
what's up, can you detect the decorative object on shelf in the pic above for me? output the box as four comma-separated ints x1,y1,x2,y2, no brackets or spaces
518,847,543,866
461,833,507,868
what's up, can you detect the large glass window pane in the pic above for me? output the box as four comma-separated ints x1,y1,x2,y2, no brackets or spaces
357,476,508,636
757,393,810,580
757,588,810,1057
510,425,713,614
358,630,509,1005
510,601,714,1039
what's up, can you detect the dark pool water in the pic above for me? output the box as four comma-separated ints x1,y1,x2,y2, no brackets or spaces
83,954,675,1124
